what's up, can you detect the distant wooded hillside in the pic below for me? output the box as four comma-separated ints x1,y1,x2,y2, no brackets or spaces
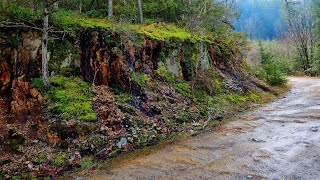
235,0,287,40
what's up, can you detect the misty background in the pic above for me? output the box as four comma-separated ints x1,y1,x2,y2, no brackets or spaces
235,0,287,40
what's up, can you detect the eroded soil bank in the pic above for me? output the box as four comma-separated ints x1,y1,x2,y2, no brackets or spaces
88,77,320,180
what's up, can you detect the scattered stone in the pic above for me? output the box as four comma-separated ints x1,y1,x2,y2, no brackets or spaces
293,120,305,124
252,138,265,143
123,143,134,152
247,175,254,179
66,119,78,128
117,137,128,148
27,162,33,170
67,156,75,165
310,127,319,132
74,151,81,165
192,122,201,127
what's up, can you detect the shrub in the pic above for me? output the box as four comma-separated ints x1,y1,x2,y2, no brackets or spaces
257,41,287,86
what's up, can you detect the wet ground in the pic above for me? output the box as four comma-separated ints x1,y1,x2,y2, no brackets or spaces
89,77,320,180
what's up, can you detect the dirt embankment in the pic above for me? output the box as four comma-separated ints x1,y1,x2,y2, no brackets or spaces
89,77,320,180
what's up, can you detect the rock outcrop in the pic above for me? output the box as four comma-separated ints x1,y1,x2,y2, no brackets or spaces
0,30,43,157
0,28,274,178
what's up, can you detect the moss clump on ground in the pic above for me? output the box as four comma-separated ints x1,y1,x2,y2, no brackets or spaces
130,72,151,87
32,152,47,164
52,152,68,167
80,157,93,169
31,76,97,122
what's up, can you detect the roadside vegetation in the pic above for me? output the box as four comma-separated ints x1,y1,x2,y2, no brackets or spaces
245,0,320,86
0,0,317,179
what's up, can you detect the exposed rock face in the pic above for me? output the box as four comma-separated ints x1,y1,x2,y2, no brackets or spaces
80,31,110,86
80,31,167,87
0,30,43,154
0,28,273,178
140,38,164,73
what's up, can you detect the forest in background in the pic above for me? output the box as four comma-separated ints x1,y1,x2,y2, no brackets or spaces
236,0,286,40
0,0,319,178
241,0,320,85
0,0,269,178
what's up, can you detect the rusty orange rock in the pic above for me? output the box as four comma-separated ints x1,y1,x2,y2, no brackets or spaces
30,88,40,98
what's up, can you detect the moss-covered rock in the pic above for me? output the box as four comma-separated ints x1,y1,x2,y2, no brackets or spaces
31,75,97,122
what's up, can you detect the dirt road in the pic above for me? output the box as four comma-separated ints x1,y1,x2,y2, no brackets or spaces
89,77,320,180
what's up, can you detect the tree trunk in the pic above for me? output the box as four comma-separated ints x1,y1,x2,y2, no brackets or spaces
1,0,6,7
80,1,83,12
42,6,50,86
53,1,59,10
108,0,113,19
138,0,143,23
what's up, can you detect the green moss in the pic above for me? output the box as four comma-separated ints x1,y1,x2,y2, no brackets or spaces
109,148,121,157
248,93,260,102
80,157,94,169
156,66,175,83
135,23,191,41
49,10,214,42
156,66,192,98
115,93,133,103
0,172,5,180
173,83,192,98
52,10,113,34
50,76,68,86
31,76,97,122
176,110,193,124
226,94,248,106
78,113,98,122
53,90,66,100
184,45,198,79
131,72,151,87
32,152,47,164
52,152,68,167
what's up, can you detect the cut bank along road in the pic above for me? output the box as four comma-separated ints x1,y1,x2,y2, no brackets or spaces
89,77,320,180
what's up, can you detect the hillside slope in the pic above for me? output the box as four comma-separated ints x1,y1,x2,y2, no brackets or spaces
0,10,278,179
